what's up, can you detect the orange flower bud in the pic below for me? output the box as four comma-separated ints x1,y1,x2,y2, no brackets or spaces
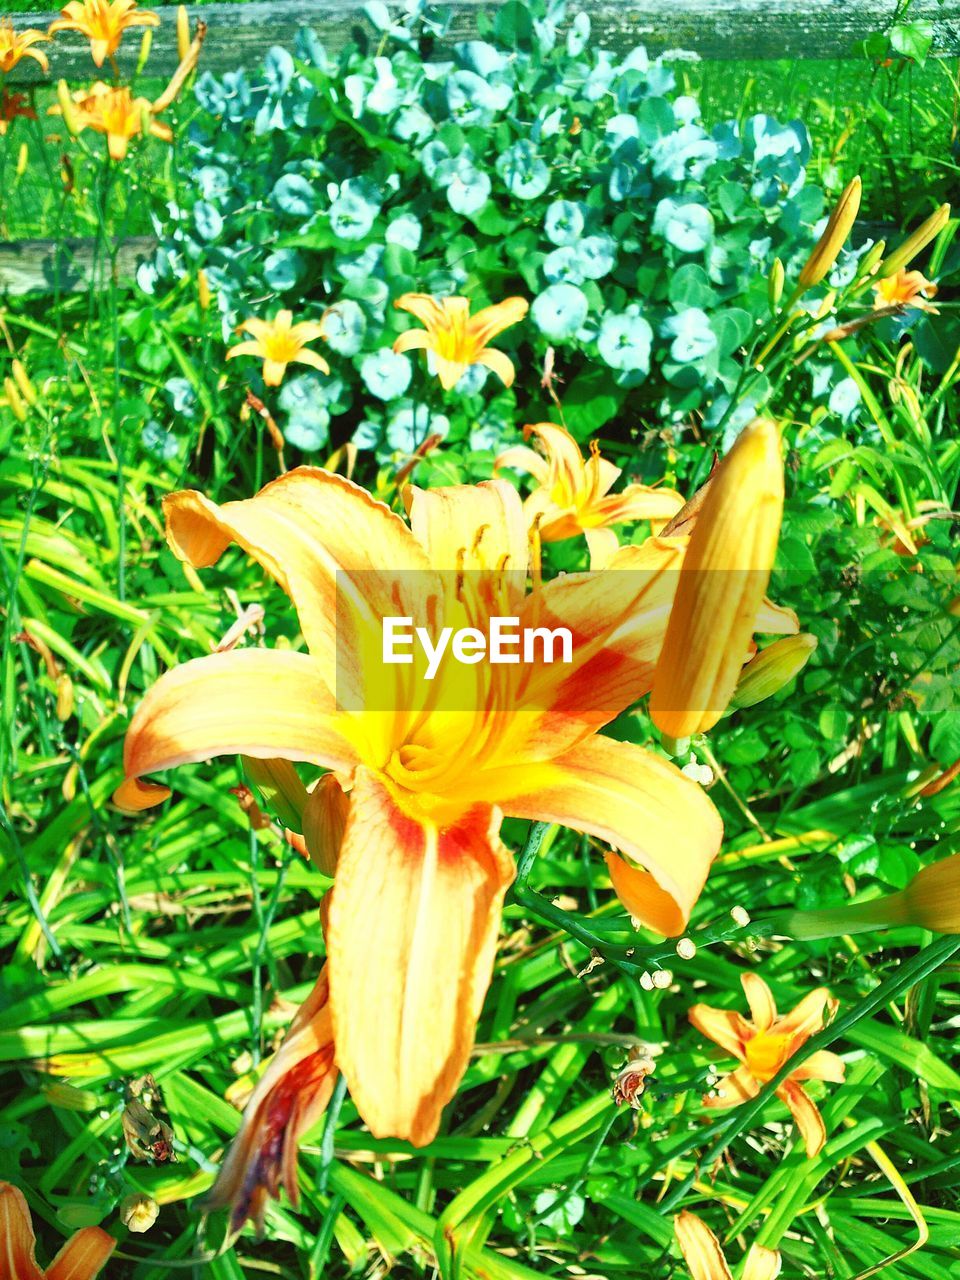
797,176,862,290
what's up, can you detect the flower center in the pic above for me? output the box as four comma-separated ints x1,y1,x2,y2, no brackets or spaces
744,1031,794,1082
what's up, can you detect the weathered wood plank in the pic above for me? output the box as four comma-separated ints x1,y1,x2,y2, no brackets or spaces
0,236,158,296
6,0,960,85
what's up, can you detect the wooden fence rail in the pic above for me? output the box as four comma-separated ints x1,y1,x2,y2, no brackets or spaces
3,0,959,295
6,0,960,84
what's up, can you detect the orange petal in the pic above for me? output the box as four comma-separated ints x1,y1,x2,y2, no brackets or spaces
703,1064,762,1110
776,988,835,1040
777,1080,827,1156
302,774,350,878
743,1244,782,1280
117,649,357,805
673,1211,735,1280
406,477,529,577
294,349,330,376
163,468,431,684
688,1002,750,1060
754,597,799,635
112,777,171,813
496,735,722,936
523,422,584,495
393,329,433,355
326,769,514,1145
650,419,784,737
0,1182,43,1280
792,1049,845,1084
394,293,450,329
45,1227,116,1280
591,484,685,528
474,346,516,387
741,973,777,1032
204,969,337,1236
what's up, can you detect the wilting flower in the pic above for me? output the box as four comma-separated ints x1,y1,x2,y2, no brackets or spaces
0,89,37,134
204,968,338,1236
689,972,844,1156
0,18,50,73
48,0,159,68
496,422,683,568
50,18,202,161
786,850,960,938
393,294,528,389
0,1181,115,1278
112,422,789,1218
872,268,939,313
649,420,786,738
674,1210,781,1280
227,311,330,387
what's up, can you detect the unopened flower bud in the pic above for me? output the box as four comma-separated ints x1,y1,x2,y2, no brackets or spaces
56,672,74,721
855,239,886,282
120,1193,159,1233
197,268,211,311
768,257,784,311
177,4,191,59
731,633,817,709
880,203,951,278
798,176,862,290
11,359,38,407
243,757,308,832
4,377,27,422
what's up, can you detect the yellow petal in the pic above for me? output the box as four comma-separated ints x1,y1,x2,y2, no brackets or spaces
497,735,722,936
687,1002,750,1060
0,1182,43,1280
673,1211,735,1280
393,329,433,355
474,346,516,387
118,650,357,802
778,1080,827,1156
584,525,620,569
467,296,528,347
45,1227,116,1280
650,419,784,737
112,777,171,813
203,969,337,1236
163,468,431,685
406,477,529,577
494,443,551,486
326,769,514,1145
524,422,584,495
394,293,449,329
743,1245,782,1280
262,359,287,385
741,972,777,1032
591,483,685,528
294,348,330,376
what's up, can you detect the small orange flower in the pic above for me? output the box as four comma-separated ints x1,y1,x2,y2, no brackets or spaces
674,1210,781,1280
496,421,683,567
0,18,50,74
48,0,159,68
227,310,331,387
58,81,170,160
873,267,939,313
393,293,528,390
0,1181,115,1278
689,971,844,1156
0,88,37,135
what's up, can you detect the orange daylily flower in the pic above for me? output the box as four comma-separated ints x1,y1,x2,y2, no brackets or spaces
393,293,528,390
110,421,790,1202
872,268,939,314
496,421,684,568
689,972,844,1157
227,310,331,387
0,88,37,135
0,19,50,74
675,1210,781,1280
48,0,159,68
112,469,738,1148
51,19,202,161
204,968,339,1236
0,1181,115,1279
